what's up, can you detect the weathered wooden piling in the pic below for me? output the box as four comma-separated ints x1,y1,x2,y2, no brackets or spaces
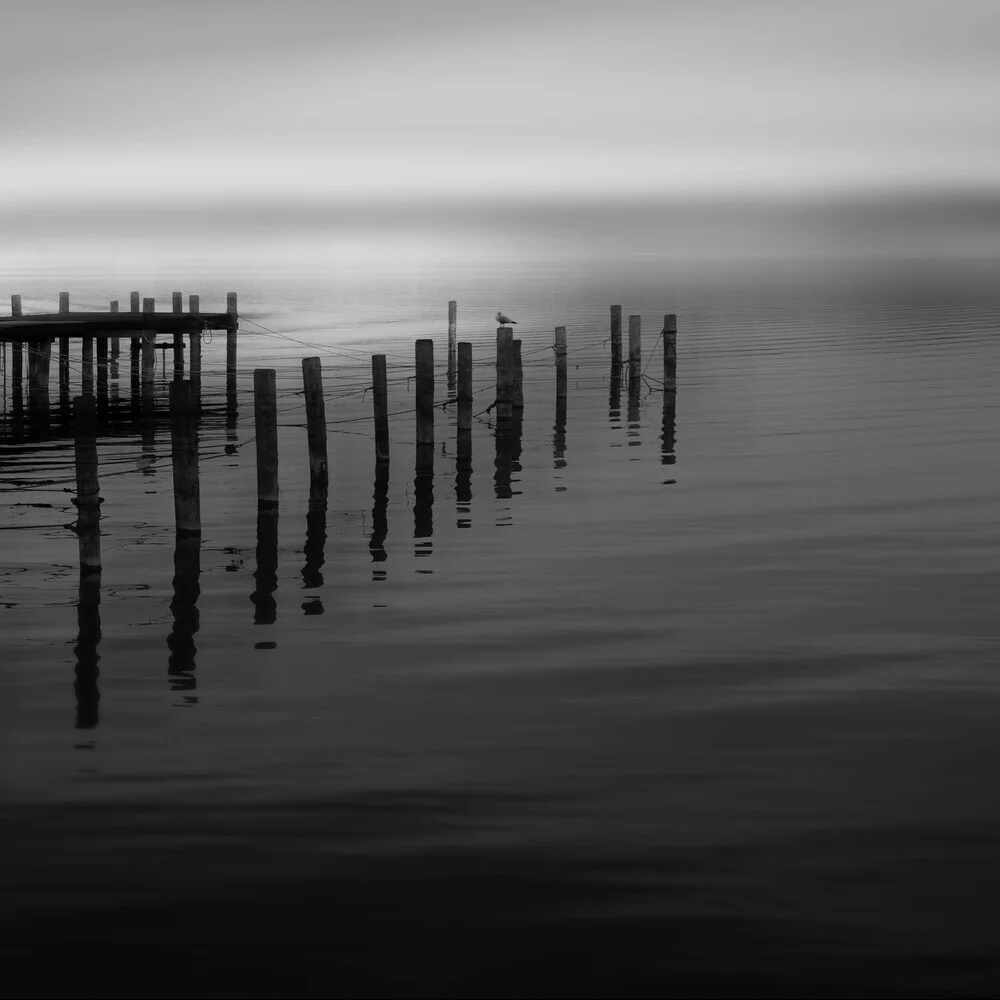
447,300,458,380
169,380,201,535
302,357,329,508
73,395,101,576
415,339,435,446
512,339,524,409
226,292,238,375
189,295,202,393
59,292,69,314
663,313,677,394
628,315,641,378
171,292,184,378
11,294,22,318
611,305,622,368
555,326,568,400
457,342,473,432
372,353,390,462
496,327,514,422
254,368,279,508
141,298,157,386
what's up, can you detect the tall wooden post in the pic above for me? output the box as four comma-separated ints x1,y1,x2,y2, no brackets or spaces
457,342,472,432
253,368,278,508
555,326,567,400
447,300,457,385
11,294,21,318
415,339,434,447
611,305,622,368
495,327,514,423
188,295,201,396
663,313,677,394
169,380,201,535
73,395,101,576
302,357,329,508
512,339,524,409
109,300,120,360
59,292,70,314
171,292,184,380
628,315,641,378
372,353,389,462
226,292,238,377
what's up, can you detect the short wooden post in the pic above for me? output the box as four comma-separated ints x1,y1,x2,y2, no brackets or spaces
253,368,278,508
82,335,95,396
555,326,567,399
11,294,22,317
226,292,238,376
189,295,201,394
447,300,457,380
73,395,101,576
512,339,523,409
169,380,201,535
372,353,389,462
611,305,622,368
457,342,472,432
130,291,140,313
172,291,183,313
141,298,156,385
59,292,70,314
415,339,434,446
628,315,641,378
663,313,677,394
109,300,120,360
171,292,184,379
495,327,514,422
302,357,329,508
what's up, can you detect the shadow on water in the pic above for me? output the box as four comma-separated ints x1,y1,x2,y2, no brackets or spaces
73,574,101,730
370,461,389,581
167,535,201,697
414,445,433,564
456,427,472,528
301,507,326,616
251,510,278,626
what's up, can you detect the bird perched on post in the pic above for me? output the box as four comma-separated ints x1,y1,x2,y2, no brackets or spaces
496,312,517,326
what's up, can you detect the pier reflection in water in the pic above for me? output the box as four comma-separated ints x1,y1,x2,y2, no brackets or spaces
73,574,101,730
167,535,201,697
370,461,389,581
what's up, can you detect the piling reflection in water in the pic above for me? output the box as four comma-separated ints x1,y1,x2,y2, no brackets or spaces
553,395,567,471
301,507,326,615
167,535,201,694
251,510,279,625
661,390,677,467
370,461,389,579
627,374,642,446
609,363,622,428
414,446,433,562
73,574,101,730
456,428,472,528
226,370,238,441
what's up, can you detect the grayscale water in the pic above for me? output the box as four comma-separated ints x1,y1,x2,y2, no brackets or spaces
2,205,1000,997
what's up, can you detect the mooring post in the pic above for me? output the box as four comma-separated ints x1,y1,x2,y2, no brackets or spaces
457,342,472,432
11,294,22,318
59,292,69,315
555,326,567,400
447,300,458,384
512,339,524,409
82,335,95,397
415,339,434,447
141,297,157,387
495,327,514,423
73,395,102,576
169,380,201,536
171,292,184,379
254,368,278,508
226,292,238,376
372,353,390,462
628,315,641,378
663,313,677,395
188,295,201,396
302,357,329,508
109,300,120,360
611,304,622,369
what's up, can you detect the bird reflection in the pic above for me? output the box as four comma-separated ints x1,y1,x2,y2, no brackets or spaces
301,507,326,615
414,445,433,561
661,390,677,467
168,534,201,693
370,461,389,579
456,428,472,527
627,374,642,446
251,510,279,625
74,574,101,730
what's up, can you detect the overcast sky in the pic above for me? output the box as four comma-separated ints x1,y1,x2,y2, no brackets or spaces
1,0,997,207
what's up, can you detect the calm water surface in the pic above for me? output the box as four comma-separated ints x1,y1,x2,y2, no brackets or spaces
2,218,1000,996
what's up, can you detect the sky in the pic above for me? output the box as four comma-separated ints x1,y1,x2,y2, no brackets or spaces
1,0,998,208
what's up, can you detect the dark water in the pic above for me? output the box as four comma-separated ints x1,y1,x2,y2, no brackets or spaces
2,222,1000,995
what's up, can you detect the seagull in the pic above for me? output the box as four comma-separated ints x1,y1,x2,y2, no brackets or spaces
496,312,517,326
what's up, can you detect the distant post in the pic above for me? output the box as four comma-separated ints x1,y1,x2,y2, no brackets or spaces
169,380,201,536
447,300,458,385
372,353,390,462
302,357,329,508
226,292,238,376
73,395,102,576
253,368,278,508
59,292,70,314
610,304,622,369
188,295,202,396
415,339,434,447
11,294,22,318
555,326,567,400
628,315,641,378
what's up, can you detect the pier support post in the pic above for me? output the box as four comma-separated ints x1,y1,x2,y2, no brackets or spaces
628,315,641,378
302,357,329,508
96,332,109,406
555,326,568,400
129,292,141,363
73,395,102,576
172,292,184,380
495,327,514,423
141,298,157,387
226,292,238,377
11,294,22,318
11,339,23,386
611,305,622,369
59,292,69,314
512,339,524,410
663,313,677,395
82,335,95,397
109,301,120,360
415,339,434,447
253,368,278,508
188,295,201,397
372,354,389,463
58,337,69,396
169,380,201,536
447,300,457,387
